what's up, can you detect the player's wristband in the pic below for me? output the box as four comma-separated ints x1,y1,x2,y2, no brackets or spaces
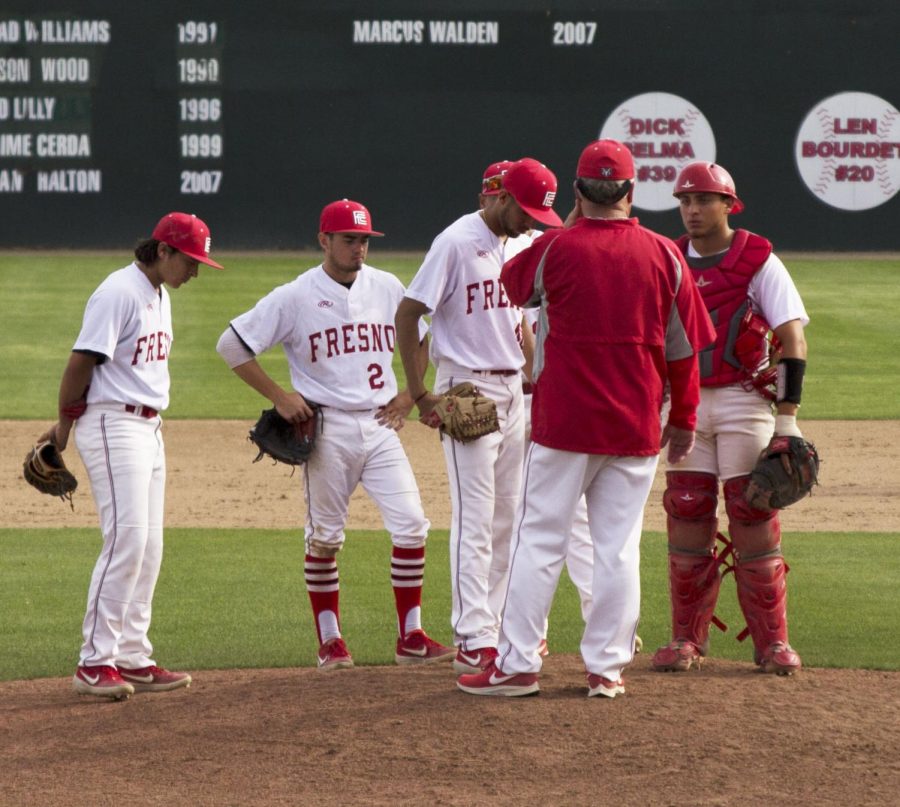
413,390,429,405
774,413,802,437
776,358,806,404
60,399,87,420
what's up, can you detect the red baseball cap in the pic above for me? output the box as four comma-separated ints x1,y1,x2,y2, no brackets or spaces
481,160,513,196
152,212,223,269
576,139,635,181
503,158,563,227
319,199,384,236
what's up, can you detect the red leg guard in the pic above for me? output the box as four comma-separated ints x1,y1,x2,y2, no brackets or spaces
734,554,802,675
724,475,781,556
651,551,723,672
664,471,719,551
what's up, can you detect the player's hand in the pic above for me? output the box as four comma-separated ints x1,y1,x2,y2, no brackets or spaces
415,392,443,428
376,390,414,431
661,423,696,464
38,421,72,451
274,392,316,424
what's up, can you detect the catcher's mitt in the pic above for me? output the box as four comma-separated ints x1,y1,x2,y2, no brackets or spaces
745,435,820,510
248,407,320,465
23,440,78,510
425,382,499,443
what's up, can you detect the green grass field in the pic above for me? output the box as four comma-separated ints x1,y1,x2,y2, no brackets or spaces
1,252,898,419
2,252,899,679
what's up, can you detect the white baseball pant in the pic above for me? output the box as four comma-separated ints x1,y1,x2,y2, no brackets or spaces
497,442,658,680
75,405,165,669
524,391,593,621
436,361,525,650
669,385,774,479
303,407,429,552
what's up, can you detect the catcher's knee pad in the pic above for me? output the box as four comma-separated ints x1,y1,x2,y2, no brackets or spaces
664,472,719,551
724,475,781,554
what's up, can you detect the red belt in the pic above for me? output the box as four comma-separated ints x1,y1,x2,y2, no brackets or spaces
473,369,518,376
125,404,159,419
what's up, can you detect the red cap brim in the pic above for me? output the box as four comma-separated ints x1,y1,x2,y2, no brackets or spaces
181,250,224,269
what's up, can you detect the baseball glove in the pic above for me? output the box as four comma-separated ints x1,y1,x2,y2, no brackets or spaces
425,382,499,443
745,435,820,510
248,407,320,465
23,440,78,510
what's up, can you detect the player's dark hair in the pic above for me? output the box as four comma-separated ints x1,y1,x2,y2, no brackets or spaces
134,238,161,264
576,177,633,205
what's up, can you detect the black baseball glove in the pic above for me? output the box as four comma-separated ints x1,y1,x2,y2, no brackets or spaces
745,435,820,510
23,440,78,509
248,407,319,465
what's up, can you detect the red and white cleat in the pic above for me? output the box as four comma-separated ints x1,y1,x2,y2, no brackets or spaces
651,639,703,672
316,638,354,672
758,642,802,675
73,665,135,700
457,662,539,697
395,630,456,665
452,646,498,675
587,674,625,699
118,665,192,692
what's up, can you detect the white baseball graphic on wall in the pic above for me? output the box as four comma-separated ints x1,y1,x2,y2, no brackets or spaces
795,91,900,211
600,92,716,212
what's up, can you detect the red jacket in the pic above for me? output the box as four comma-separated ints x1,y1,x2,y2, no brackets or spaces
501,217,715,455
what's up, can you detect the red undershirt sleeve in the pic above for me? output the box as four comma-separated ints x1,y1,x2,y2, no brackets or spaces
666,354,700,430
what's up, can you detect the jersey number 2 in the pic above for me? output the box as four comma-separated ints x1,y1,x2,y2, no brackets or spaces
368,363,384,389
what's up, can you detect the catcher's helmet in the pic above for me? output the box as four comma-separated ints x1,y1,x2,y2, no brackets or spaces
672,161,744,213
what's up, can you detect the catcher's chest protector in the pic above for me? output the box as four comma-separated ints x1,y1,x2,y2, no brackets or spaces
677,230,772,385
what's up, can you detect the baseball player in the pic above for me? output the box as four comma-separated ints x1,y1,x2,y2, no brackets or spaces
395,158,562,675
38,212,222,699
651,162,809,675
479,163,593,651
216,199,454,671
458,140,714,697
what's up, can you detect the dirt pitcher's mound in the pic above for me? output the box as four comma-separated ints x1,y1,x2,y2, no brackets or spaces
4,419,900,805
4,419,899,532
2,654,899,806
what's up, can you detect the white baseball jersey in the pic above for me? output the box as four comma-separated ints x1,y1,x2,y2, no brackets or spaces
230,264,409,409
685,244,809,330
73,262,173,411
405,211,532,370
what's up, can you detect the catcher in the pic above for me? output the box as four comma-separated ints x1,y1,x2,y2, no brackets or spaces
216,199,455,671
652,161,814,676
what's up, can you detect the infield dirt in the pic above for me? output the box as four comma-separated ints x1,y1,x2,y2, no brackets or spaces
2,419,899,806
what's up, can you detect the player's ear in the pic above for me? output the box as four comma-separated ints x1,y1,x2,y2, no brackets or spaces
317,232,330,251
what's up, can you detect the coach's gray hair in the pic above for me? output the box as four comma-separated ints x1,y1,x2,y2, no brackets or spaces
575,177,633,205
